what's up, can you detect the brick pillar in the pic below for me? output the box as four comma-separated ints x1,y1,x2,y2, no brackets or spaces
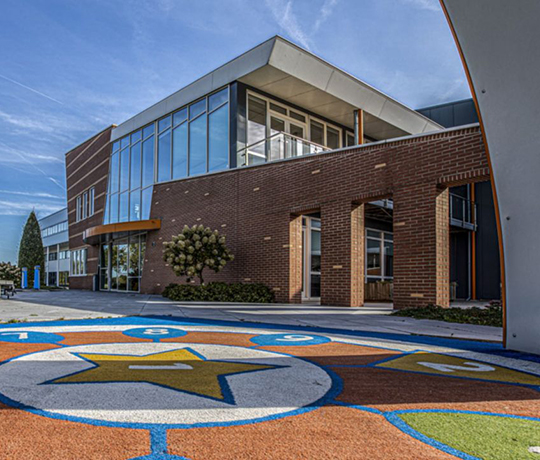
289,214,303,304
320,201,364,307
393,185,450,309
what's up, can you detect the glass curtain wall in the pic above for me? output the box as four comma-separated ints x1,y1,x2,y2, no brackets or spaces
104,87,229,226
104,126,154,225
100,234,146,292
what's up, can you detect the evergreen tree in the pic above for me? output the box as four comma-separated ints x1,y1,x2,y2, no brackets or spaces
18,211,45,286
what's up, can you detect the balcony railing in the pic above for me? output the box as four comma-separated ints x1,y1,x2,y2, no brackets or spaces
238,132,330,167
450,193,476,230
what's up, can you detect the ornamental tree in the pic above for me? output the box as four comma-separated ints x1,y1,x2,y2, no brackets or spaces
0,262,22,286
162,225,234,285
18,211,45,286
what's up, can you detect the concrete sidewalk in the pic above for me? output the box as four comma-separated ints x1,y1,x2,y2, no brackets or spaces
0,290,502,342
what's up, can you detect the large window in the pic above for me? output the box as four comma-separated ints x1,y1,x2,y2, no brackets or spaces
366,229,393,282
41,221,68,238
71,248,87,276
241,91,342,166
105,87,229,225
75,187,95,223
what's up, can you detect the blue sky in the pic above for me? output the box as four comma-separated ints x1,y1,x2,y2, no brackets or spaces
0,0,470,263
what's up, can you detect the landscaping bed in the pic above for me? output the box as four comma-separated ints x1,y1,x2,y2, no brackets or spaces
391,302,503,327
162,282,275,303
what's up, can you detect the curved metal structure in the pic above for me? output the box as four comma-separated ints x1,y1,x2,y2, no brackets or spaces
442,0,540,353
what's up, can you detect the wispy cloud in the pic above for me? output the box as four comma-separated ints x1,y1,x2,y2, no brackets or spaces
0,143,63,166
400,0,440,12
0,142,65,191
0,199,64,217
265,0,312,49
314,0,339,32
0,189,64,200
0,73,64,105
265,0,339,51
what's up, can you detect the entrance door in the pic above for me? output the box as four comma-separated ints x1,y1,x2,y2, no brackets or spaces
99,234,146,293
302,217,321,300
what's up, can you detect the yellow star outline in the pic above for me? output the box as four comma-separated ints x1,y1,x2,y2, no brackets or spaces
49,348,281,403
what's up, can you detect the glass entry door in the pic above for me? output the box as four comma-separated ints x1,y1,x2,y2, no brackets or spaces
269,115,306,160
302,217,321,300
99,233,146,293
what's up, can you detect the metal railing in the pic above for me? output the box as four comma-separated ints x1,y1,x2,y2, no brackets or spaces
450,193,477,230
237,132,330,167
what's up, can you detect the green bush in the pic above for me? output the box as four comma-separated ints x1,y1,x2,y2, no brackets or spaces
391,302,503,327
0,262,22,286
163,282,275,303
162,225,234,284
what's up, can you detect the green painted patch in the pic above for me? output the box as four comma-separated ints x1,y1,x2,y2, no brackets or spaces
399,412,540,460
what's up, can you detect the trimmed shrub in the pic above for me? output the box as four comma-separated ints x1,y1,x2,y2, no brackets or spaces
163,282,275,303
162,225,234,284
0,262,22,286
391,302,503,327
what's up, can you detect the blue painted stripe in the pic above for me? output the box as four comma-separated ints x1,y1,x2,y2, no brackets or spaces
1,315,537,362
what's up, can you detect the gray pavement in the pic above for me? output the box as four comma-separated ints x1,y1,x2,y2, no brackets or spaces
0,290,502,342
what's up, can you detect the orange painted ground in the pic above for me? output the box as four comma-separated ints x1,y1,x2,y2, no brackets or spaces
167,406,455,460
0,402,149,460
0,324,537,460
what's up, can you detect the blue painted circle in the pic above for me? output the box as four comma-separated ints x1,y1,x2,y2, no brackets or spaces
0,331,64,344
250,333,330,347
123,327,187,340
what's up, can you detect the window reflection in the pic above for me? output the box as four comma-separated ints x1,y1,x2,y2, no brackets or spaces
158,129,171,182
142,136,154,188
172,122,188,179
119,192,129,222
110,152,119,193
130,189,141,221
130,142,141,189
141,187,152,220
209,104,228,172
189,114,207,176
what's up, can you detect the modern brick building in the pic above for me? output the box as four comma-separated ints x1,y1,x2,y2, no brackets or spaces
65,36,496,308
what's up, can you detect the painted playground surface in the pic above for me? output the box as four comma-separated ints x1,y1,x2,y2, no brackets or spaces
0,316,539,459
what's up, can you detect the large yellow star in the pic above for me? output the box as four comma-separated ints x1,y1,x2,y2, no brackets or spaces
50,348,279,403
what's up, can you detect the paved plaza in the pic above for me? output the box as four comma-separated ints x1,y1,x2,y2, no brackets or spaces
0,290,502,342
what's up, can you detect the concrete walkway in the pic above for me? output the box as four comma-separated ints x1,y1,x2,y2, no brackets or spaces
0,290,502,342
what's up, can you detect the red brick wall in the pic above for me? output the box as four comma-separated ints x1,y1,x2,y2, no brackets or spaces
65,126,113,289
140,126,489,308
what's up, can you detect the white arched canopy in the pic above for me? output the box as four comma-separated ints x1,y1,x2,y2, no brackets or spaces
442,0,540,354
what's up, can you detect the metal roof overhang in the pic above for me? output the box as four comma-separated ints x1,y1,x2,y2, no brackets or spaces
83,219,161,245
112,36,442,142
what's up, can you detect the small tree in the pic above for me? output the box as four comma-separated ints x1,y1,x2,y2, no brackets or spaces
163,225,234,285
0,262,22,286
18,211,45,286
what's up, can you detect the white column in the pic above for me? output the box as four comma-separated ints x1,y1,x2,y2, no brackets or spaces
45,246,49,286
56,243,60,287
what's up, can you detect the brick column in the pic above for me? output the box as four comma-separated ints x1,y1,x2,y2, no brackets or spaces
288,214,303,304
393,185,450,309
320,201,364,307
